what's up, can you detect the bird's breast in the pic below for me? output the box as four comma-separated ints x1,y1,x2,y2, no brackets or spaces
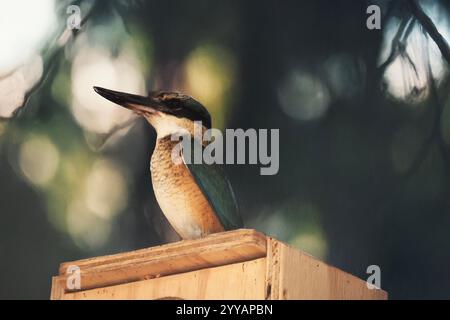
150,136,224,239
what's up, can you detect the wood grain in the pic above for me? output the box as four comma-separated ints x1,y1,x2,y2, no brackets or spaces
58,229,266,292
51,229,387,300
268,241,387,300
61,258,266,300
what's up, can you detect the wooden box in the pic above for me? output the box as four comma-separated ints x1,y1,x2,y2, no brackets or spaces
50,229,387,300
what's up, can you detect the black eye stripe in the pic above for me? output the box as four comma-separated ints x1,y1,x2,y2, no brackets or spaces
153,94,212,129
170,109,211,128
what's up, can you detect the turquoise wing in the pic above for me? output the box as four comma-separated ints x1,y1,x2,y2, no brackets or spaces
182,139,243,230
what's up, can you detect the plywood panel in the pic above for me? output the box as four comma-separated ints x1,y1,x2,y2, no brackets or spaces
272,241,387,300
51,229,388,300
58,229,266,292
61,258,266,300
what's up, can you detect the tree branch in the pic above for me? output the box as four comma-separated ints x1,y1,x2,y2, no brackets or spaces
377,15,415,76
0,0,99,122
408,0,450,65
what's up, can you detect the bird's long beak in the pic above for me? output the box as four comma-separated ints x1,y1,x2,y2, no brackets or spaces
93,86,159,114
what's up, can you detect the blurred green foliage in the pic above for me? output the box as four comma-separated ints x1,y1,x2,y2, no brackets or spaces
0,0,449,299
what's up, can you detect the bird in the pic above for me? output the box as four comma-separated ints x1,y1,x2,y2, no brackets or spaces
93,86,243,240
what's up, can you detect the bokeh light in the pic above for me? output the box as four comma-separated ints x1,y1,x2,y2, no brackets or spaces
19,135,60,187
184,44,236,129
278,69,330,121
288,203,327,259
44,146,94,233
66,197,113,250
323,54,364,99
85,159,128,219
250,202,328,259
290,231,327,260
71,42,146,134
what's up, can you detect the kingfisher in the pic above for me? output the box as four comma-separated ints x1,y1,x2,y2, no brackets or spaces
93,86,243,240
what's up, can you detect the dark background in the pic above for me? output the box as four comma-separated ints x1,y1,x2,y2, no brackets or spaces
0,0,449,299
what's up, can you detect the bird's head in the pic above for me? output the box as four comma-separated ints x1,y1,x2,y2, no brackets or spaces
93,86,211,138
